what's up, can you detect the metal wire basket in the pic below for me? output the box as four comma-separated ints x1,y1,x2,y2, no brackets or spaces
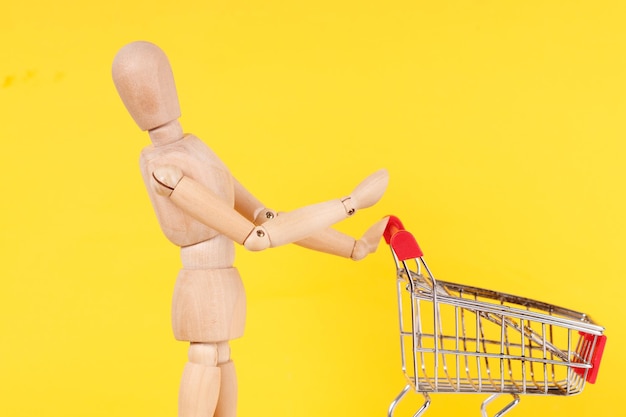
383,216,606,417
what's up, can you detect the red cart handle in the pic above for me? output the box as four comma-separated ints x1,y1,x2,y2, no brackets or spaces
383,216,424,261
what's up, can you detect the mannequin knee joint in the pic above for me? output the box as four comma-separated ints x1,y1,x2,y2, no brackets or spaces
188,342,231,365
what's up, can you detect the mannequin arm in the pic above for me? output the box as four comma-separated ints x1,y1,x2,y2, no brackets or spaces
245,198,354,250
153,167,388,252
234,178,361,258
233,178,277,224
294,228,356,258
294,218,389,260
252,210,388,259
232,171,389,257
233,175,356,249
152,168,255,244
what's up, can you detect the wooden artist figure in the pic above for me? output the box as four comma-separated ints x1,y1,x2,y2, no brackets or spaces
112,41,389,417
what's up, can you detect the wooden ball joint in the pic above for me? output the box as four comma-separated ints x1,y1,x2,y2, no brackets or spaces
112,41,389,417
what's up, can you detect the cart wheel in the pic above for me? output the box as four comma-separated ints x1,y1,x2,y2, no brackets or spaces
480,394,520,417
388,385,431,417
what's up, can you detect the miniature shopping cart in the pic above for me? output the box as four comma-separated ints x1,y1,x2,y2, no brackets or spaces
383,216,606,417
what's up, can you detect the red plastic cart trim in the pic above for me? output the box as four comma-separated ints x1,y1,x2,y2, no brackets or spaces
574,333,607,384
383,216,424,261
383,215,405,244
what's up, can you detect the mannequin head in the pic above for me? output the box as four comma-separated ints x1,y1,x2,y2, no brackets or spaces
112,41,181,133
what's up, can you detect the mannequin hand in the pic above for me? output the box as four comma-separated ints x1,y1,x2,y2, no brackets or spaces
351,216,390,260
348,169,389,211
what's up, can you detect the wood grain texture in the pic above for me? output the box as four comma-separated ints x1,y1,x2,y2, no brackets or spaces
172,268,246,342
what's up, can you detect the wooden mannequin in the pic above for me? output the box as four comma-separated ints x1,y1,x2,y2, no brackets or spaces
112,41,389,417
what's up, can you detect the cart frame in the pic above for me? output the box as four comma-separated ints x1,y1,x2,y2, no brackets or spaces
383,216,606,417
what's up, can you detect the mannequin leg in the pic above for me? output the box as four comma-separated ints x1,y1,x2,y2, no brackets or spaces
179,343,221,417
212,341,236,417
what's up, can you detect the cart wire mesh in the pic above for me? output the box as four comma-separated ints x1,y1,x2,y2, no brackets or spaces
383,216,606,417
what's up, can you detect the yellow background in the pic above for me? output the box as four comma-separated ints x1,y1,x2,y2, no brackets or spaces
1,1,623,416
